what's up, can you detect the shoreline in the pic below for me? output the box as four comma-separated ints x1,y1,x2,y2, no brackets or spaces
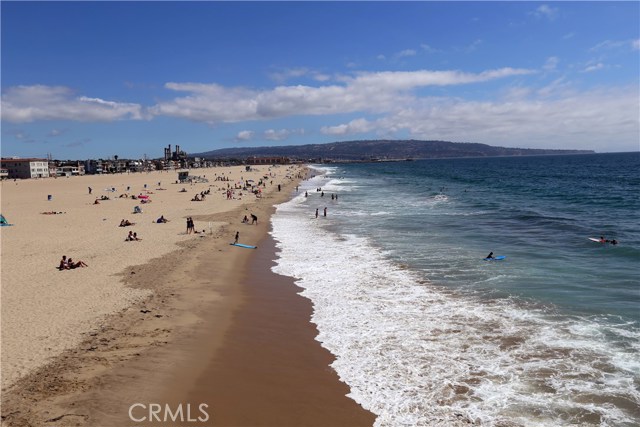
1,167,375,427
181,233,376,426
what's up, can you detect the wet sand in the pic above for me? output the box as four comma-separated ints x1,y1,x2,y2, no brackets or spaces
181,235,376,426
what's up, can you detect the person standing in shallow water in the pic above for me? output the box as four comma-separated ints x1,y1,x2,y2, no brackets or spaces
234,231,239,244
315,208,319,218
324,207,327,217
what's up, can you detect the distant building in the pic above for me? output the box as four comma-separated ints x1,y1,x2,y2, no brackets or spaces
56,162,85,176
85,159,104,174
246,156,290,165
0,158,50,179
0,167,8,180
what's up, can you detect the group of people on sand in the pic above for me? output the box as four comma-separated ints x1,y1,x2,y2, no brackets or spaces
59,255,88,270
94,195,110,204
119,219,135,227
186,217,195,234
241,214,258,224
125,231,142,241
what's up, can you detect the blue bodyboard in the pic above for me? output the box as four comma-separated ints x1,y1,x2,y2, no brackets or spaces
230,243,257,249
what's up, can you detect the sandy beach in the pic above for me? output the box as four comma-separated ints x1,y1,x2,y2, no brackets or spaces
1,165,373,426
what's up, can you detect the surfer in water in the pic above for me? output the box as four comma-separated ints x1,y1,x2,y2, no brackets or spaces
486,252,494,259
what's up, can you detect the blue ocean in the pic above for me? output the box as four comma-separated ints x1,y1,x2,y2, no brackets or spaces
271,152,640,427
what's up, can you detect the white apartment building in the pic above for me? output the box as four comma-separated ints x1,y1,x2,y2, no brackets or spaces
0,158,50,179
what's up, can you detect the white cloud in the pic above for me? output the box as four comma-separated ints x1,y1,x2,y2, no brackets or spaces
264,128,304,141
543,56,559,71
420,43,439,53
533,5,559,21
465,39,483,53
583,63,605,73
47,128,67,137
590,39,640,52
150,67,535,124
396,49,417,58
1,85,145,123
322,86,639,151
321,118,375,136
236,130,254,141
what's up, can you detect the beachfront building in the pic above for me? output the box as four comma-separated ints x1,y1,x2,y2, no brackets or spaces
0,167,8,180
56,163,86,177
246,156,290,165
0,158,50,179
85,159,104,174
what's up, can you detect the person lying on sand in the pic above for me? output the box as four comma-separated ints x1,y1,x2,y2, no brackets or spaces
59,256,88,269
119,219,135,227
156,215,169,223
42,211,65,215
67,258,88,268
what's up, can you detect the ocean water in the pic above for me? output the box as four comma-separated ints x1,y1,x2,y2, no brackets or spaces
270,152,640,427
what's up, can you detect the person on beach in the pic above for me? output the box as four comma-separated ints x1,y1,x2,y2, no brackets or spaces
126,231,141,241
486,252,494,259
120,219,134,227
242,215,249,224
157,215,169,223
88,187,92,194
315,208,319,218
324,207,327,217
235,231,239,244
59,255,69,270
67,257,88,268
251,214,257,225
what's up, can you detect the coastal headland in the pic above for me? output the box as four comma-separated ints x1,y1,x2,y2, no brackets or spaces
0,166,374,426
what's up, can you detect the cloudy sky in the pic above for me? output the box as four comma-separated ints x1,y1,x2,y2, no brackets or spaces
2,1,639,159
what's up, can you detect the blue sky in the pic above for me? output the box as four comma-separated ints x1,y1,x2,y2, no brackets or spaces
2,1,639,159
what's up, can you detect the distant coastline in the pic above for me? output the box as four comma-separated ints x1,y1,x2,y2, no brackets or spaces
193,139,596,163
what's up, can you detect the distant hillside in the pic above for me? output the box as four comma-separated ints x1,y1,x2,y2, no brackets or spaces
192,140,594,161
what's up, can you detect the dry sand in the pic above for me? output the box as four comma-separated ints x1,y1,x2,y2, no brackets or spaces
1,166,288,391
1,165,375,427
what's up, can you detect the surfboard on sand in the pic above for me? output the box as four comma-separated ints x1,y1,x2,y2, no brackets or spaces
230,242,257,249
484,255,506,261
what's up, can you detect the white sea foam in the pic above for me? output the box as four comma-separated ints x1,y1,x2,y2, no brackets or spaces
270,183,640,427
